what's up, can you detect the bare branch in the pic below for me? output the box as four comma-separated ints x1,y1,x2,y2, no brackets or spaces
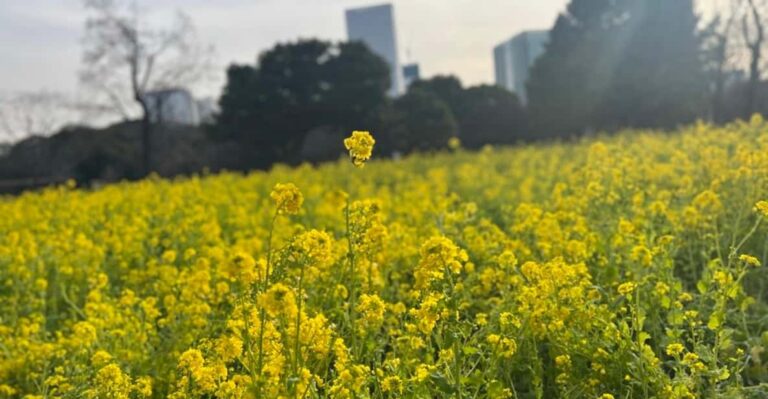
80,0,214,119
0,91,81,141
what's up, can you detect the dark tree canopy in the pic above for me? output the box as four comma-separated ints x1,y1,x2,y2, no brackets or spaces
408,76,528,147
527,0,705,137
457,85,528,148
216,39,390,165
527,0,620,138
380,88,458,153
408,75,465,116
597,0,706,129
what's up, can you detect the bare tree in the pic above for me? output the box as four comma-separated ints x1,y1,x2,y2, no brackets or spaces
80,0,213,175
0,91,75,142
701,0,741,122
740,0,766,117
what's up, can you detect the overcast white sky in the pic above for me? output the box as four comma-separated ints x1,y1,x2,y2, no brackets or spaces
0,0,719,99
0,0,571,98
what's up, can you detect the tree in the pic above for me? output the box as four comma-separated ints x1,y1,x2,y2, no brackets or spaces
718,79,768,120
597,0,706,129
408,75,465,116
80,0,213,175
216,39,390,166
0,91,74,142
740,0,767,117
527,0,622,137
380,88,457,153
216,64,259,138
528,0,707,136
457,85,528,148
699,0,768,122
404,76,527,148
323,42,393,132
701,1,740,123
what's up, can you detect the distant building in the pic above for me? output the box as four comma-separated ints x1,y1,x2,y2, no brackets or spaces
494,30,549,103
144,88,200,126
402,63,420,88
346,3,402,96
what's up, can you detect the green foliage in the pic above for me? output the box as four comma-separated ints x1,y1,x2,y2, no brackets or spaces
379,88,458,153
409,75,465,115
528,0,706,136
215,39,390,164
527,0,618,137
456,85,528,148
596,0,706,129
409,76,528,147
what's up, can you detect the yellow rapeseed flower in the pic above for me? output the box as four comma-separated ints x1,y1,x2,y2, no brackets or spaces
739,254,761,267
380,376,403,394
3,119,768,397
270,182,303,214
756,200,768,217
258,283,297,318
413,236,468,290
344,131,375,167
617,282,637,296
666,343,685,357
356,294,386,328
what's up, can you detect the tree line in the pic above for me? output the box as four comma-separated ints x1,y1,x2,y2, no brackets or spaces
2,0,768,187
212,0,768,169
527,0,768,137
213,39,528,169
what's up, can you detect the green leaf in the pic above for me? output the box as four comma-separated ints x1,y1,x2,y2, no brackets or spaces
430,372,456,395
462,346,478,355
661,296,671,309
708,312,723,330
638,331,651,344
717,368,731,381
668,309,684,326
697,280,708,294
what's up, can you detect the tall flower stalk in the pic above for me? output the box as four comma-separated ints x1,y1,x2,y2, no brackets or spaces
342,131,375,355
254,183,303,398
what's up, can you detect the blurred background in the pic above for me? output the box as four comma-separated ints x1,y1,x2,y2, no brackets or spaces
0,0,761,192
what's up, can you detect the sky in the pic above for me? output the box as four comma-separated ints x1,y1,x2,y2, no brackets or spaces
0,0,570,98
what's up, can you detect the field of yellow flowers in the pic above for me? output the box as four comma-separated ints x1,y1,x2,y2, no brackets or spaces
3,120,768,399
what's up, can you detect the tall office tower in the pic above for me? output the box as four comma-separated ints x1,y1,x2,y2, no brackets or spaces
494,30,548,104
402,63,420,88
346,4,402,96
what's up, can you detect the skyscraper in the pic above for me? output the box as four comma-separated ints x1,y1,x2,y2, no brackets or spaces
494,30,548,104
346,4,402,96
402,63,420,88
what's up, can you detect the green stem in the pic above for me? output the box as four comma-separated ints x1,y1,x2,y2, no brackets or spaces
256,208,280,398
454,337,462,398
241,299,260,394
733,218,762,260
345,201,359,355
294,264,305,381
